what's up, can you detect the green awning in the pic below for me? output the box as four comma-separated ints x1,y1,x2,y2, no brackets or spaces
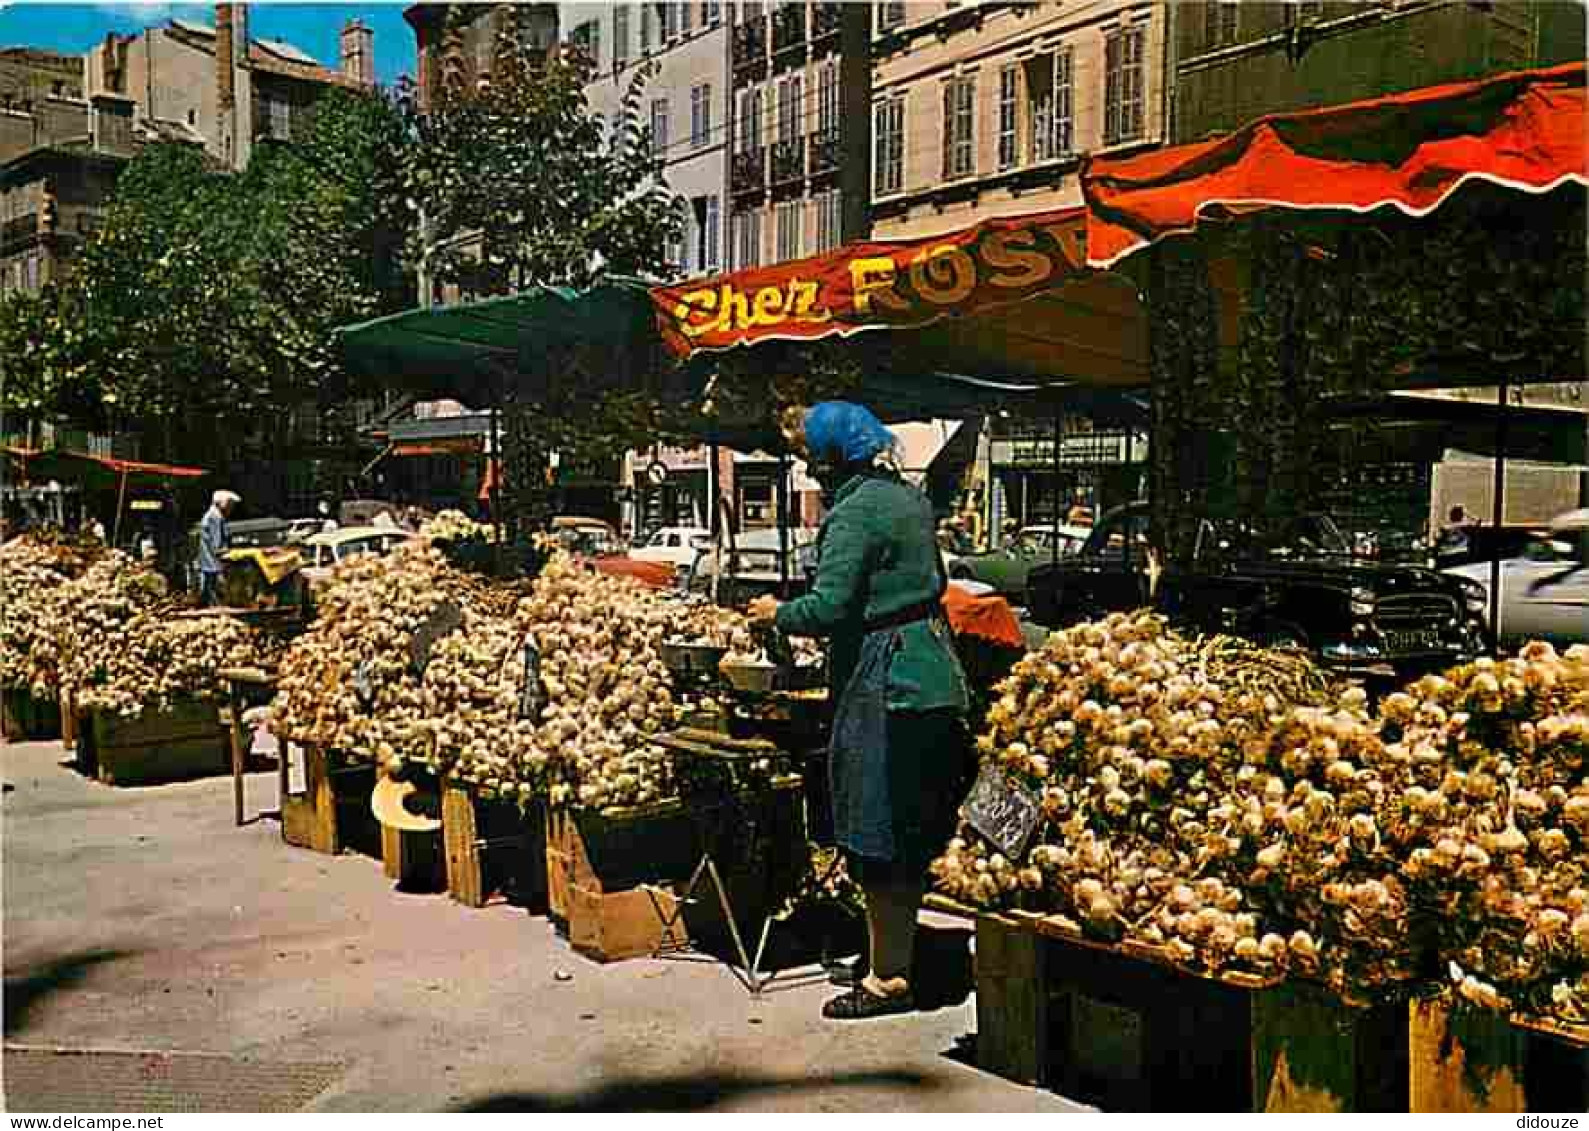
335,279,661,407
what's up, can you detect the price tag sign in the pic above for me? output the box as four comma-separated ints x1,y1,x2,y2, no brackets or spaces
410,599,464,676
963,763,1043,860
518,635,542,721
353,658,376,707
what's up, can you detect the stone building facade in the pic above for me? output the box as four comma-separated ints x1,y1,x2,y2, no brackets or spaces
870,0,1168,241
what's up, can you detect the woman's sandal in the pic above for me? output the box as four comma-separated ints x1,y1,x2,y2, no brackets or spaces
821,985,915,1020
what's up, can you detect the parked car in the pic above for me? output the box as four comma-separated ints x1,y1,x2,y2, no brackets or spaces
630,525,712,569
1443,509,1588,647
1027,502,1488,682
551,516,622,558
300,526,413,587
682,528,818,606
1435,523,1552,570
947,523,1091,596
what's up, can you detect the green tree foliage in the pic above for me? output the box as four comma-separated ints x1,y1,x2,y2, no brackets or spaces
0,88,409,455
398,9,682,296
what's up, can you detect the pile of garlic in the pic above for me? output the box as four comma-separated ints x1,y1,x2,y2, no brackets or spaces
51,552,258,718
932,614,1589,1020
421,509,494,543
1381,644,1589,1024
0,533,102,698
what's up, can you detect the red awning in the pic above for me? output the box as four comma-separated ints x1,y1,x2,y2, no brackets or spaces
392,443,452,457
91,454,208,478
652,207,1093,356
1082,62,1587,269
5,447,207,481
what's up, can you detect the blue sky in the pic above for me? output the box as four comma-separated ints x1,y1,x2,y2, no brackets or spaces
0,3,417,87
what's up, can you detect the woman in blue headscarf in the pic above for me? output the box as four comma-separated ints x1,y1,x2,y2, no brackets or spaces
751,401,971,1020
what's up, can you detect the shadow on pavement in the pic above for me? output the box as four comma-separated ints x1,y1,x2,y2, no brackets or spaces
4,949,133,1034
454,1068,940,1112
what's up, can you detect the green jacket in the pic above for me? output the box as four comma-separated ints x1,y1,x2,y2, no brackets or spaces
776,471,969,714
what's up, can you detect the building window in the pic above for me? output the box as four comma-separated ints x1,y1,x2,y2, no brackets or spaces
997,64,1018,170
1205,1,1239,48
691,83,712,149
775,199,803,261
942,75,975,180
681,0,693,35
814,189,842,252
663,1,679,40
777,74,803,142
641,3,654,51
877,1,905,31
733,208,762,268
705,1,722,25
267,94,290,141
1027,47,1073,163
614,5,630,67
24,254,38,292
816,62,839,138
1103,25,1146,147
873,96,904,196
738,86,764,151
703,194,720,269
651,97,670,160
741,1,763,22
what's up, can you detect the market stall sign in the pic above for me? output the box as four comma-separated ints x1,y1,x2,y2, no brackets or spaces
410,600,464,676
651,207,1091,356
963,763,1043,860
518,635,542,721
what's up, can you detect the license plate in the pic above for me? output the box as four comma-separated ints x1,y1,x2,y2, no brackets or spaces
1386,629,1438,654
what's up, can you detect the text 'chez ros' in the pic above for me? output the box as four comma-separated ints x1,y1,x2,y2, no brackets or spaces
666,220,1088,338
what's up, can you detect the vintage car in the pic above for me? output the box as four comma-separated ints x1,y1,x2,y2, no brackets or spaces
1026,503,1488,681
1443,509,1588,647
300,526,414,587
630,525,712,569
947,523,1091,596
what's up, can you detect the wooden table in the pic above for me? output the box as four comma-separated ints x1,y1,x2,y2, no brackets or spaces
218,666,277,826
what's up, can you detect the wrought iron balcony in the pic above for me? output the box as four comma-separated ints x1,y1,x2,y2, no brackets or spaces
771,4,806,55
732,21,767,75
808,127,840,176
771,136,805,185
732,147,767,196
812,2,842,41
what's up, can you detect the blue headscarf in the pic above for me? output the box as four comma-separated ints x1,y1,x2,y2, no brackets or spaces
803,401,895,466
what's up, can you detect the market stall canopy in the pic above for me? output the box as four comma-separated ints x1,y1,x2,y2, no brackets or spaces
4,446,207,490
335,281,661,406
652,207,1150,387
1081,62,1587,269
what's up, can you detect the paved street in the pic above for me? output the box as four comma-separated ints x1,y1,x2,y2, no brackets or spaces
1,739,1084,1113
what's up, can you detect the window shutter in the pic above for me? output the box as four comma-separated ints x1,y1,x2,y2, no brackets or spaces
942,82,953,180
1104,31,1121,145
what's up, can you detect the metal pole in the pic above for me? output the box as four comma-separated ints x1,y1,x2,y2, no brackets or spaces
1051,395,1062,572
708,441,722,605
1488,381,1508,654
489,400,502,575
776,451,790,598
111,467,129,548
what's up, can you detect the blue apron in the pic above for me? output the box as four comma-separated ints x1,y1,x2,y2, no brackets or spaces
828,614,965,864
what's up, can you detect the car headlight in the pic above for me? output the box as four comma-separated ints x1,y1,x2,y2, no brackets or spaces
1348,587,1375,618
1455,578,1488,613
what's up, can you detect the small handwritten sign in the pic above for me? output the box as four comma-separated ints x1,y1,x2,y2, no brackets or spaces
353,658,376,707
963,763,1043,860
518,636,542,721
410,599,464,676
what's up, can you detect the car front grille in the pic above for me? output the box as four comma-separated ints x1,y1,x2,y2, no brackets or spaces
1375,593,1459,626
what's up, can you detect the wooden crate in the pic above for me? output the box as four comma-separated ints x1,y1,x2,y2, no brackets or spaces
545,801,699,961
381,824,446,892
975,912,1409,1111
280,744,381,858
75,701,228,787
442,787,547,911
1,687,61,742
1410,998,1589,1112
567,882,683,963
